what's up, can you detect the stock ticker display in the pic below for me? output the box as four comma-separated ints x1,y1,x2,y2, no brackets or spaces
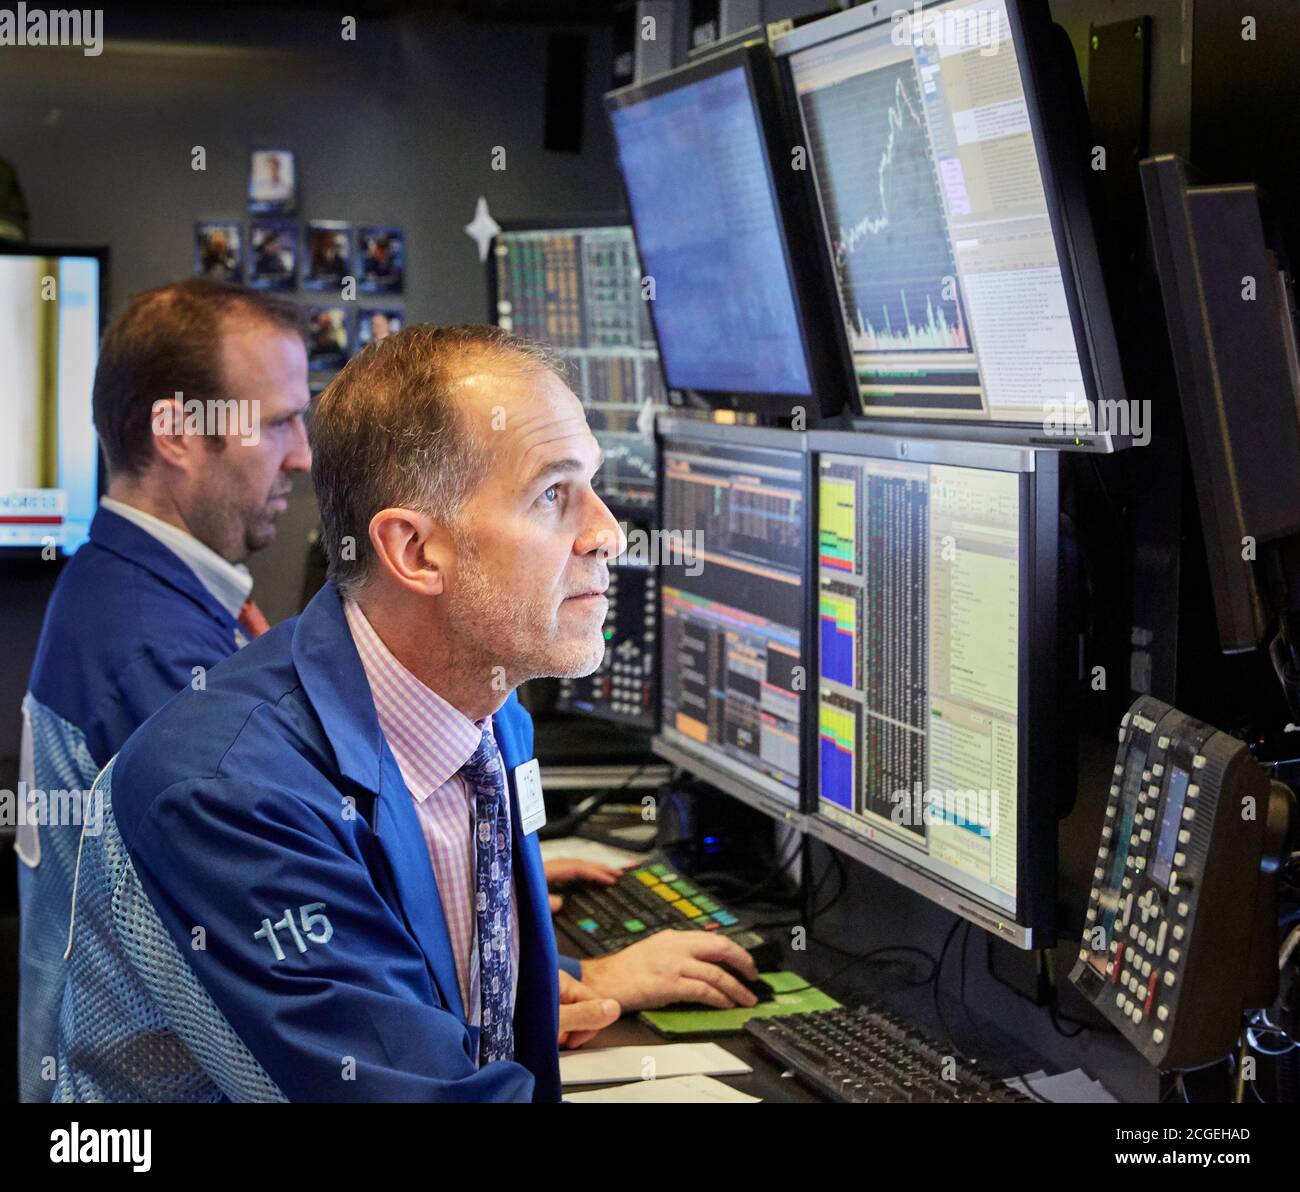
817,452,1022,913
493,225,663,511
659,439,806,803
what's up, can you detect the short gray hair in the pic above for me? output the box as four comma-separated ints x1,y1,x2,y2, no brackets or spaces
310,323,565,598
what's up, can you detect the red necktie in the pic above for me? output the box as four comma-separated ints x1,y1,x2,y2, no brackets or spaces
237,597,271,639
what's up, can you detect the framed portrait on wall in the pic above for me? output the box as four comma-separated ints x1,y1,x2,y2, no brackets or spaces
248,220,297,290
356,307,403,348
248,149,297,215
194,221,243,282
304,220,352,291
307,304,350,370
357,225,404,293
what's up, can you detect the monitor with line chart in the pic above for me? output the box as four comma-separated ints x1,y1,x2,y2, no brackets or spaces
489,219,663,514
776,0,1129,450
809,429,1060,947
652,421,811,820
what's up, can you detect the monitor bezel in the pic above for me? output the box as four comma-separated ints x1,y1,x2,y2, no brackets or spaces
805,428,1059,948
0,241,108,566
773,0,1131,453
605,40,850,420
652,416,815,825
485,216,661,522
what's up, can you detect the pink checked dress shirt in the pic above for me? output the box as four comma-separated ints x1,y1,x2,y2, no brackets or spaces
343,599,520,1031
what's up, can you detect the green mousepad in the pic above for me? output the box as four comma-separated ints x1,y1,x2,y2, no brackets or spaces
640,971,840,1037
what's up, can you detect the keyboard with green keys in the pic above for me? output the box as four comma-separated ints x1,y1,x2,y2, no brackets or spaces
554,861,779,970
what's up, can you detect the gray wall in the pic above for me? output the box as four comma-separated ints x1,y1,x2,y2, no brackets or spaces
0,5,623,764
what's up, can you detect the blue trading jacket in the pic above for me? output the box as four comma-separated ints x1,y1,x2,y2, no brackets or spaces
53,581,562,1102
18,506,248,1102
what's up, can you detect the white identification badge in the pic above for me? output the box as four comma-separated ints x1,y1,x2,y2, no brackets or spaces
514,759,547,836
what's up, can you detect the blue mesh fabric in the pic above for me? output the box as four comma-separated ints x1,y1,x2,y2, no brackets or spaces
17,694,101,1102
54,757,285,1102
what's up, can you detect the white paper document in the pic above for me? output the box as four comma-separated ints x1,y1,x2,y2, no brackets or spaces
559,1043,752,1087
539,836,642,870
565,1074,760,1104
1005,1068,1118,1103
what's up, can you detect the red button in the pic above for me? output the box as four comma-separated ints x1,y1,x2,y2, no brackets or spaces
1145,970,1159,1014
1111,942,1125,983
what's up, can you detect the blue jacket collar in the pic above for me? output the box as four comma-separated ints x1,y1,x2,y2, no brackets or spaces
90,505,238,629
293,583,466,1014
291,582,389,795
291,581,558,1055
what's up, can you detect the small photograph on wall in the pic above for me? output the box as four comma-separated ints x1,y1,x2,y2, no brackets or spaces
356,307,403,349
304,221,352,291
357,226,405,293
194,221,243,282
308,305,350,370
248,149,297,215
248,221,298,291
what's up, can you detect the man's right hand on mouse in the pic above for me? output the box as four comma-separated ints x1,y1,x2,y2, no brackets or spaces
576,930,760,1012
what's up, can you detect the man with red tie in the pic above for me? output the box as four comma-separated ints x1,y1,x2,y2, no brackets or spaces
16,278,311,1102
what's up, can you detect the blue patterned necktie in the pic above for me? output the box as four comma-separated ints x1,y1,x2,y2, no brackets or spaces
460,726,514,1064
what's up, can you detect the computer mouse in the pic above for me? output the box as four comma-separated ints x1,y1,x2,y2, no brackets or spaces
738,974,775,1004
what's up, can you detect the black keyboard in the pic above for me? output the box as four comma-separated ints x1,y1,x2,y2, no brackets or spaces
554,861,779,970
745,1005,1034,1104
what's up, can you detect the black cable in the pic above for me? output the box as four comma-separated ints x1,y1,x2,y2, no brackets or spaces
811,849,848,919
952,923,1057,1103
691,839,803,910
804,929,939,985
984,936,1094,1038
1048,998,1087,1039
957,921,987,1050
714,833,804,905
931,918,964,1052
1040,950,1094,1037
954,922,999,1061
537,760,651,840
751,845,847,929
959,922,971,1014
984,935,1033,1002
776,943,941,996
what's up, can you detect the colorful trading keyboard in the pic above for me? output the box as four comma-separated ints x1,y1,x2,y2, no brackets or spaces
554,861,778,969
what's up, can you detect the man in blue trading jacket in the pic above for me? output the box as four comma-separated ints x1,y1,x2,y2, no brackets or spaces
54,324,761,1102
16,280,312,1102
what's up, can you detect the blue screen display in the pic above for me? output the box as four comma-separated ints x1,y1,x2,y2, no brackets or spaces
1152,764,1190,889
610,66,812,397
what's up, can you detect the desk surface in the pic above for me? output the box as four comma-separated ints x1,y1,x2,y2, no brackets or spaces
560,934,1051,1103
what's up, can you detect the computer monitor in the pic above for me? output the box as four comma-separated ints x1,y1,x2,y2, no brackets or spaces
652,420,811,821
605,41,847,418
775,0,1129,450
0,244,104,557
809,429,1059,947
489,219,662,515
1141,155,1300,659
